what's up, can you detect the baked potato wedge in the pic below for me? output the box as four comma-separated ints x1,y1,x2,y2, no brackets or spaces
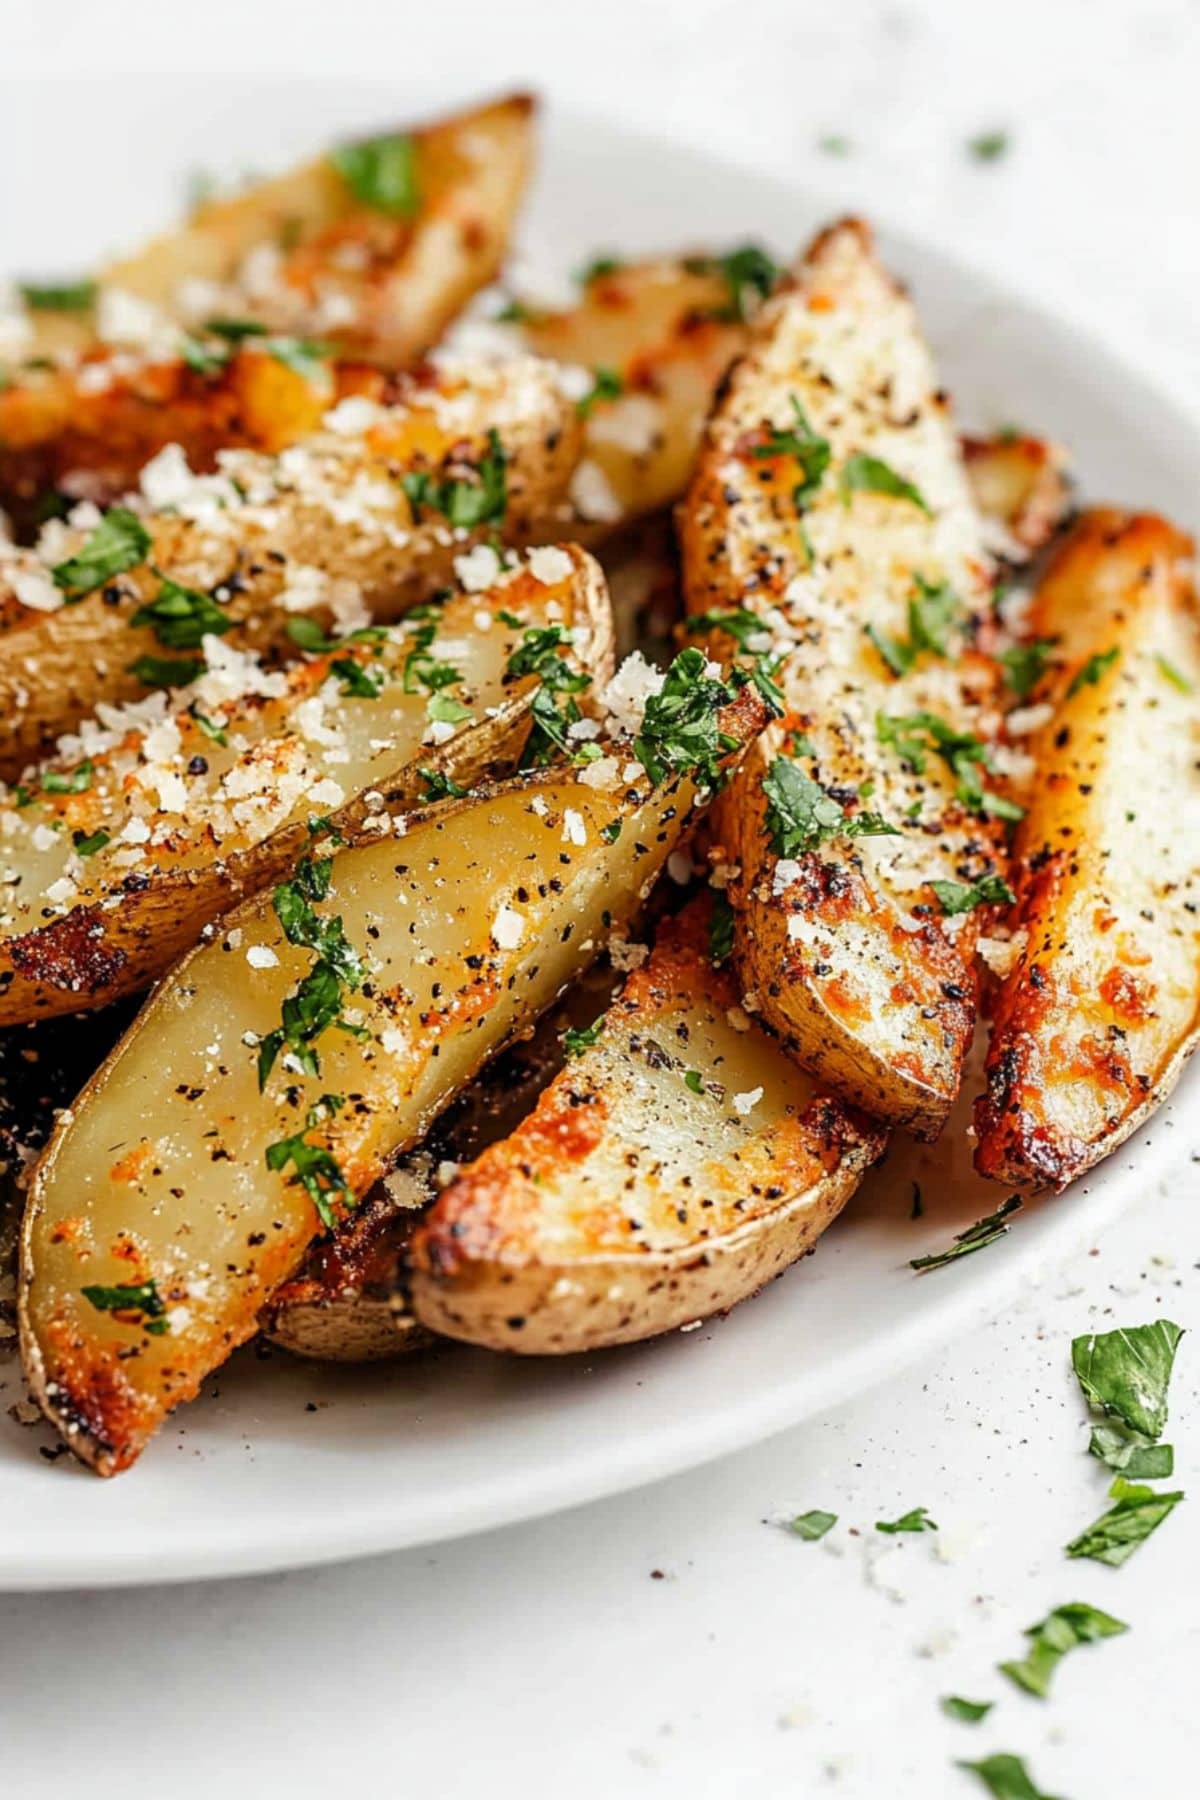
14,92,534,368
20,668,767,1471
0,543,612,1023
0,354,581,773
681,217,1009,1138
409,895,885,1352
975,509,1200,1188
964,432,1073,560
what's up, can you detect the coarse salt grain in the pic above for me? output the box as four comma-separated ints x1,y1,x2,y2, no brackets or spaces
246,945,278,969
731,1087,763,1116
491,903,525,949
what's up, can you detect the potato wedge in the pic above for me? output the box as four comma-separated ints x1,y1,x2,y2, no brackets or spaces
409,896,885,1352
0,544,612,1023
975,510,1200,1188
964,432,1073,560
0,354,580,773
20,673,766,1472
681,217,1009,1138
16,93,534,367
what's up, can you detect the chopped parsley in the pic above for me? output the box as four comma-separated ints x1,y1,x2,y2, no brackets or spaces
1156,653,1194,694
683,1069,704,1094
132,571,231,650
19,278,96,311
875,1505,937,1535
999,638,1056,698
1071,1320,1183,1441
287,616,337,654
331,655,385,699
180,334,230,375
266,337,335,384
51,506,151,601
575,253,622,285
402,617,463,696
875,710,1021,821
256,855,365,1089
401,428,508,529
418,767,466,801
204,318,269,342
761,753,897,860
508,623,593,768
910,1195,1022,1273
957,1753,1054,1800
839,453,930,514
81,1278,168,1334
426,692,472,727
1066,645,1120,699
265,1096,351,1230
752,395,831,512
785,1509,838,1541
817,133,852,156
189,705,229,746
72,828,111,857
865,575,962,676
1088,1426,1174,1480
41,759,93,795
128,654,206,689
562,1020,604,1059
968,130,1010,163
1066,1476,1185,1567
686,608,771,654
330,132,420,217
687,243,781,321
999,1602,1127,1699
708,891,735,968
941,1697,992,1724
930,874,1016,916
577,366,623,417
633,648,735,789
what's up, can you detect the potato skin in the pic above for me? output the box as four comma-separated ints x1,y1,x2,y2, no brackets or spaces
975,510,1200,1188
409,897,885,1353
681,218,1006,1138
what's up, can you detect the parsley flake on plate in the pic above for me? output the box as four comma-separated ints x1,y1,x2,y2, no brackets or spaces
562,1020,603,1060
910,1195,1022,1273
785,1509,838,1541
1071,1319,1183,1441
875,1505,937,1535
941,1696,992,1724
1065,1476,1185,1568
999,1601,1127,1699
957,1752,1056,1800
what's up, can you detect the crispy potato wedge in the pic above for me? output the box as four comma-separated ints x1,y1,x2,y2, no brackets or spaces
21,675,765,1472
964,432,1073,560
17,93,534,367
0,355,580,773
975,510,1200,1188
682,218,1009,1138
0,544,612,1023
409,896,885,1352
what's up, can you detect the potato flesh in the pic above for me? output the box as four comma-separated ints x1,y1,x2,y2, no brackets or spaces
21,768,696,1471
976,511,1200,1186
681,219,1005,1135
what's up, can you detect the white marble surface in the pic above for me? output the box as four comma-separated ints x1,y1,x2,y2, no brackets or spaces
3,3,1199,1795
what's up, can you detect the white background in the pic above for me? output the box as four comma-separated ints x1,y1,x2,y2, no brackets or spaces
3,2,1199,1794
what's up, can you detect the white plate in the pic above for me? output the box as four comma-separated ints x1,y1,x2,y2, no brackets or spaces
1,77,1197,1591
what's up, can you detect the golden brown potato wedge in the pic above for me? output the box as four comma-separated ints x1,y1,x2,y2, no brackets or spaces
963,432,1073,559
0,354,580,773
0,544,612,1023
681,217,1010,1139
975,510,1200,1188
409,895,885,1352
15,93,535,368
20,671,767,1472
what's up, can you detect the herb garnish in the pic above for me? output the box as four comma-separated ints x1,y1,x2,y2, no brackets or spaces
19,279,96,311
910,1195,1022,1272
1066,646,1120,699
577,366,623,417
839,454,930,514
562,1020,604,1059
81,1278,169,1334
968,130,1010,163
876,710,1022,821
999,639,1056,698
72,828,110,857
256,854,365,1088
1072,1320,1183,1441
132,571,231,649
128,654,206,689
507,623,593,768
999,1602,1127,1699
575,254,622,285
204,318,269,342
401,428,508,528
876,1505,937,1535
266,337,335,384
708,891,735,968
686,244,781,321
402,616,463,697
330,132,419,218
331,656,385,699
683,1069,704,1094
930,874,1016,916
41,759,93,796
752,396,832,513
785,1509,838,1541
418,767,466,802
51,506,151,601
189,705,229,746
632,648,735,789
1065,1476,1185,1567
1156,653,1194,695
941,1697,992,1724
761,753,897,860
1087,1425,1174,1480
957,1753,1054,1800
865,575,963,676
265,1095,351,1229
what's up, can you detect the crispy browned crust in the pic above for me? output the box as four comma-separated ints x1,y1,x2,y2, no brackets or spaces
410,898,885,1353
975,510,1200,1188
